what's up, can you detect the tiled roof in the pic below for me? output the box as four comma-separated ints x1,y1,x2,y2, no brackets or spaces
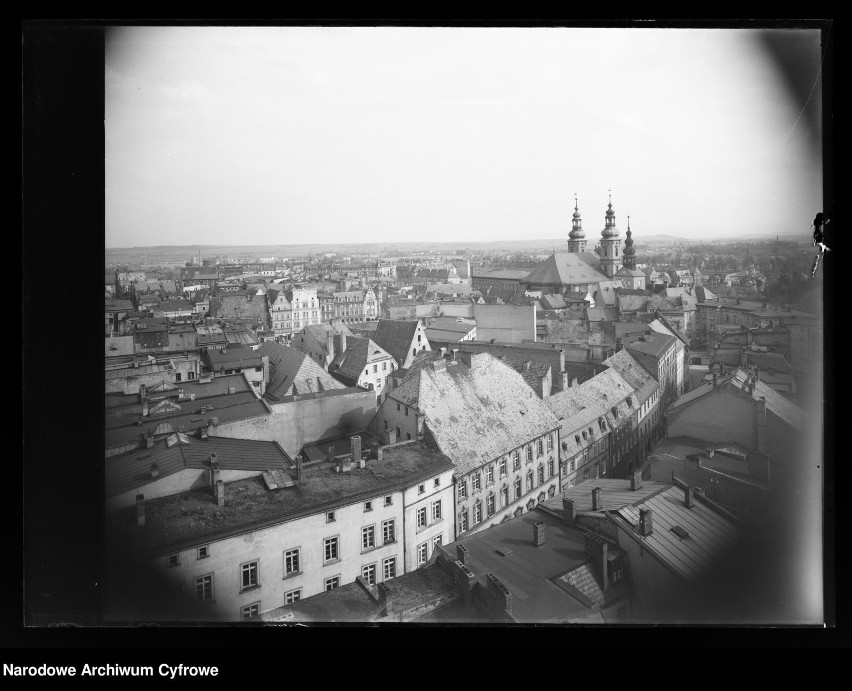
586,307,619,322
387,354,560,475
560,564,605,609
522,252,610,288
613,485,741,581
540,319,588,343
593,281,618,306
155,299,193,312
106,436,291,497
472,269,531,280
542,477,669,514
602,349,659,403
373,319,422,368
540,294,567,310
500,358,551,392
624,332,676,359
205,345,264,371
741,351,793,374
256,342,346,401
331,337,393,381
729,369,806,430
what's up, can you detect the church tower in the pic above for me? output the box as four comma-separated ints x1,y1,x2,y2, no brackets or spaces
599,193,622,278
567,194,586,253
622,215,636,270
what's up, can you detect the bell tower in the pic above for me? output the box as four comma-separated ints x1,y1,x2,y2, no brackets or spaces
623,215,636,270
567,194,586,253
599,192,622,278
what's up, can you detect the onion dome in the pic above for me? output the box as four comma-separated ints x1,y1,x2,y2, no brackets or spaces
623,216,636,256
569,195,585,239
601,196,619,238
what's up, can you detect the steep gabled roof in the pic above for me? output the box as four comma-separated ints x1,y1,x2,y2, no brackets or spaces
256,342,346,401
331,337,393,381
386,354,560,475
373,319,422,367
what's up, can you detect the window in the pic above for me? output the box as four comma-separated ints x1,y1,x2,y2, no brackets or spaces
501,486,509,507
373,365,378,373
458,480,467,499
362,525,376,551
383,557,396,580
197,545,209,560
167,553,179,568
434,477,440,488
473,502,482,524
362,563,377,586
486,465,494,484
499,458,507,477
384,495,393,507
486,494,496,516
364,500,372,512
195,574,213,602
527,470,534,492
383,362,387,371
324,536,339,563
538,465,545,484
325,576,340,591
526,446,533,462
418,483,425,495
431,500,442,522
472,473,480,492
241,603,260,620
575,435,581,445
417,542,428,566
582,431,587,441
284,588,301,604
382,519,395,544
433,534,443,549
548,459,555,477
599,418,606,432
417,507,427,528
396,403,400,411
612,406,618,419
241,561,259,590
459,509,469,533
326,511,336,523
284,548,300,576
513,450,520,470
547,434,553,451
404,407,409,417
537,439,544,456
515,477,522,499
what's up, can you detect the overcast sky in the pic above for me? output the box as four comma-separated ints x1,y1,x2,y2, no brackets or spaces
105,26,823,248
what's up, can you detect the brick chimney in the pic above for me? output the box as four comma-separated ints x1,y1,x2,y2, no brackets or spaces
150,462,159,480
712,372,718,388
591,487,602,511
562,497,576,524
639,508,653,537
215,479,225,507
333,333,347,358
533,521,546,546
584,533,609,592
326,330,335,365
209,453,220,488
485,573,512,615
457,544,470,566
350,435,362,463
294,454,303,482
327,444,335,464
630,468,643,491
136,494,146,527
684,485,695,509
139,384,147,402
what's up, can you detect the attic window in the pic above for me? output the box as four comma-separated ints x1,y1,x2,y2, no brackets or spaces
612,406,618,418
575,435,580,445
670,525,689,540
582,431,587,441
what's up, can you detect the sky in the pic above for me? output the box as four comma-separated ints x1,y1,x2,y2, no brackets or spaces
105,26,824,248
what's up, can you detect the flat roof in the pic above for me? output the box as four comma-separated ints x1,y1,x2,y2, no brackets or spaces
106,439,455,554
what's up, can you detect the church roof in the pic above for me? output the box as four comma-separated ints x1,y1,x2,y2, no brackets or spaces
522,252,610,288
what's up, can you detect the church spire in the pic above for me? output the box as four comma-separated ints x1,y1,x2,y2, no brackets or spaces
567,193,586,253
599,191,622,277
623,214,636,270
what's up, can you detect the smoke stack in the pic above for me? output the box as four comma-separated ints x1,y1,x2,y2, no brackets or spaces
563,497,576,524
639,508,653,537
591,487,602,511
630,468,643,491
136,494,145,527
533,521,546,546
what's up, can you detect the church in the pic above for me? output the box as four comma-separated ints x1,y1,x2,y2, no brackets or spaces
521,195,647,297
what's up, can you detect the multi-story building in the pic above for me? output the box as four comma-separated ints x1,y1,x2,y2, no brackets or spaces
623,332,678,410
373,319,431,370
332,290,365,324
270,287,321,342
104,438,455,622
363,287,378,321
368,353,561,538
329,336,397,403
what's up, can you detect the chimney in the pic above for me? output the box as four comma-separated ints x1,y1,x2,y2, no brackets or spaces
136,494,145,527
450,348,459,361
438,347,447,358
684,485,695,509
145,434,155,449
712,372,718,388
639,508,653,537
591,487,602,511
326,330,335,365
630,468,643,490
584,533,609,592
350,435,362,463
333,333,347,357
294,454,303,482
150,462,159,480
485,573,512,615
533,521,546,546
457,544,470,566
431,359,446,372
327,445,335,464
377,581,390,613
562,497,576,523
370,442,384,461
139,384,147,402
706,447,715,458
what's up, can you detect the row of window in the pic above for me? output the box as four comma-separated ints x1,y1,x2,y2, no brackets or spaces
459,450,555,500
366,361,394,376
416,500,442,529
458,464,555,531
326,495,394,523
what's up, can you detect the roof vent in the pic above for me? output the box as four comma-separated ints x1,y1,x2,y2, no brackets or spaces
670,525,689,540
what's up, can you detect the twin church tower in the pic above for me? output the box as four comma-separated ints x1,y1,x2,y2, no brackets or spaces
566,193,636,278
